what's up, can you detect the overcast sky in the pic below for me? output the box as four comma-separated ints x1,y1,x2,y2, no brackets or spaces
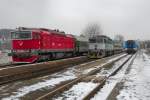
0,0,150,40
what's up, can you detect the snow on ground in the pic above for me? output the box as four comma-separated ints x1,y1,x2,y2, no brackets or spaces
0,53,126,100
0,52,11,64
97,55,131,77
117,51,150,100
1,68,76,100
91,79,118,100
55,82,98,100
91,54,135,100
108,54,126,62
82,54,127,75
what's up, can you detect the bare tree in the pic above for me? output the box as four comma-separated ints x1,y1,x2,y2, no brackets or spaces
113,34,124,49
114,34,124,42
81,23,103,38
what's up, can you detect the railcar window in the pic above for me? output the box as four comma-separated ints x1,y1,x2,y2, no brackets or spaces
11,31,31,39
97,38,103,43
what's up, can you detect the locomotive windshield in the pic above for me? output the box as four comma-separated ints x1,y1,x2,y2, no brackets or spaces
11,31,32,39
89,38,96,43
89,37,103,43
126,40,135,48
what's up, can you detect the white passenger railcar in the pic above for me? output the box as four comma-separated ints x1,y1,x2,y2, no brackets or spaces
88,35,114,58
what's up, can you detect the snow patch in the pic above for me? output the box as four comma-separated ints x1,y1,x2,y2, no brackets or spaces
55,82,98,100
91,55,133,100
2,69,76,100
91,79,118,100
82,54,127,75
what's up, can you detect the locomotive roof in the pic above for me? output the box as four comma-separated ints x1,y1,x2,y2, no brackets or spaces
16,27,67,36
89,35,113,41
126,40,136,42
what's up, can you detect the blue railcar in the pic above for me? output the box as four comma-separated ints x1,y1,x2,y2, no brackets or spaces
124,40,138,54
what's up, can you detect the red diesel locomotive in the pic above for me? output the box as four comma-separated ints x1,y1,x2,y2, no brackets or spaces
10,27,77,63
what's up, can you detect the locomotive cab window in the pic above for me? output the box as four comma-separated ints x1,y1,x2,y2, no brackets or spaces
89,38,96,43
11,31,32,39
97,38,103,43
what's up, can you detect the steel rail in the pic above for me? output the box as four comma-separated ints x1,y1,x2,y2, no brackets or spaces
36,54,127,100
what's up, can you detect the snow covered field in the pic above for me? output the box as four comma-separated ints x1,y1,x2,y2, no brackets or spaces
117,51,150,100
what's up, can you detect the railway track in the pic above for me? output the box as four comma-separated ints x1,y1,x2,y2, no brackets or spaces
0,56,89,85
105,53,137,100
36,54,132,100
0,62,30,69
0,53,126,100
0,53,125,85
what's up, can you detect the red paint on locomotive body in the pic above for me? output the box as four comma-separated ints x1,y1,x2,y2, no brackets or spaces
13,39,41,49
11,28,75,63
12,55,38,63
